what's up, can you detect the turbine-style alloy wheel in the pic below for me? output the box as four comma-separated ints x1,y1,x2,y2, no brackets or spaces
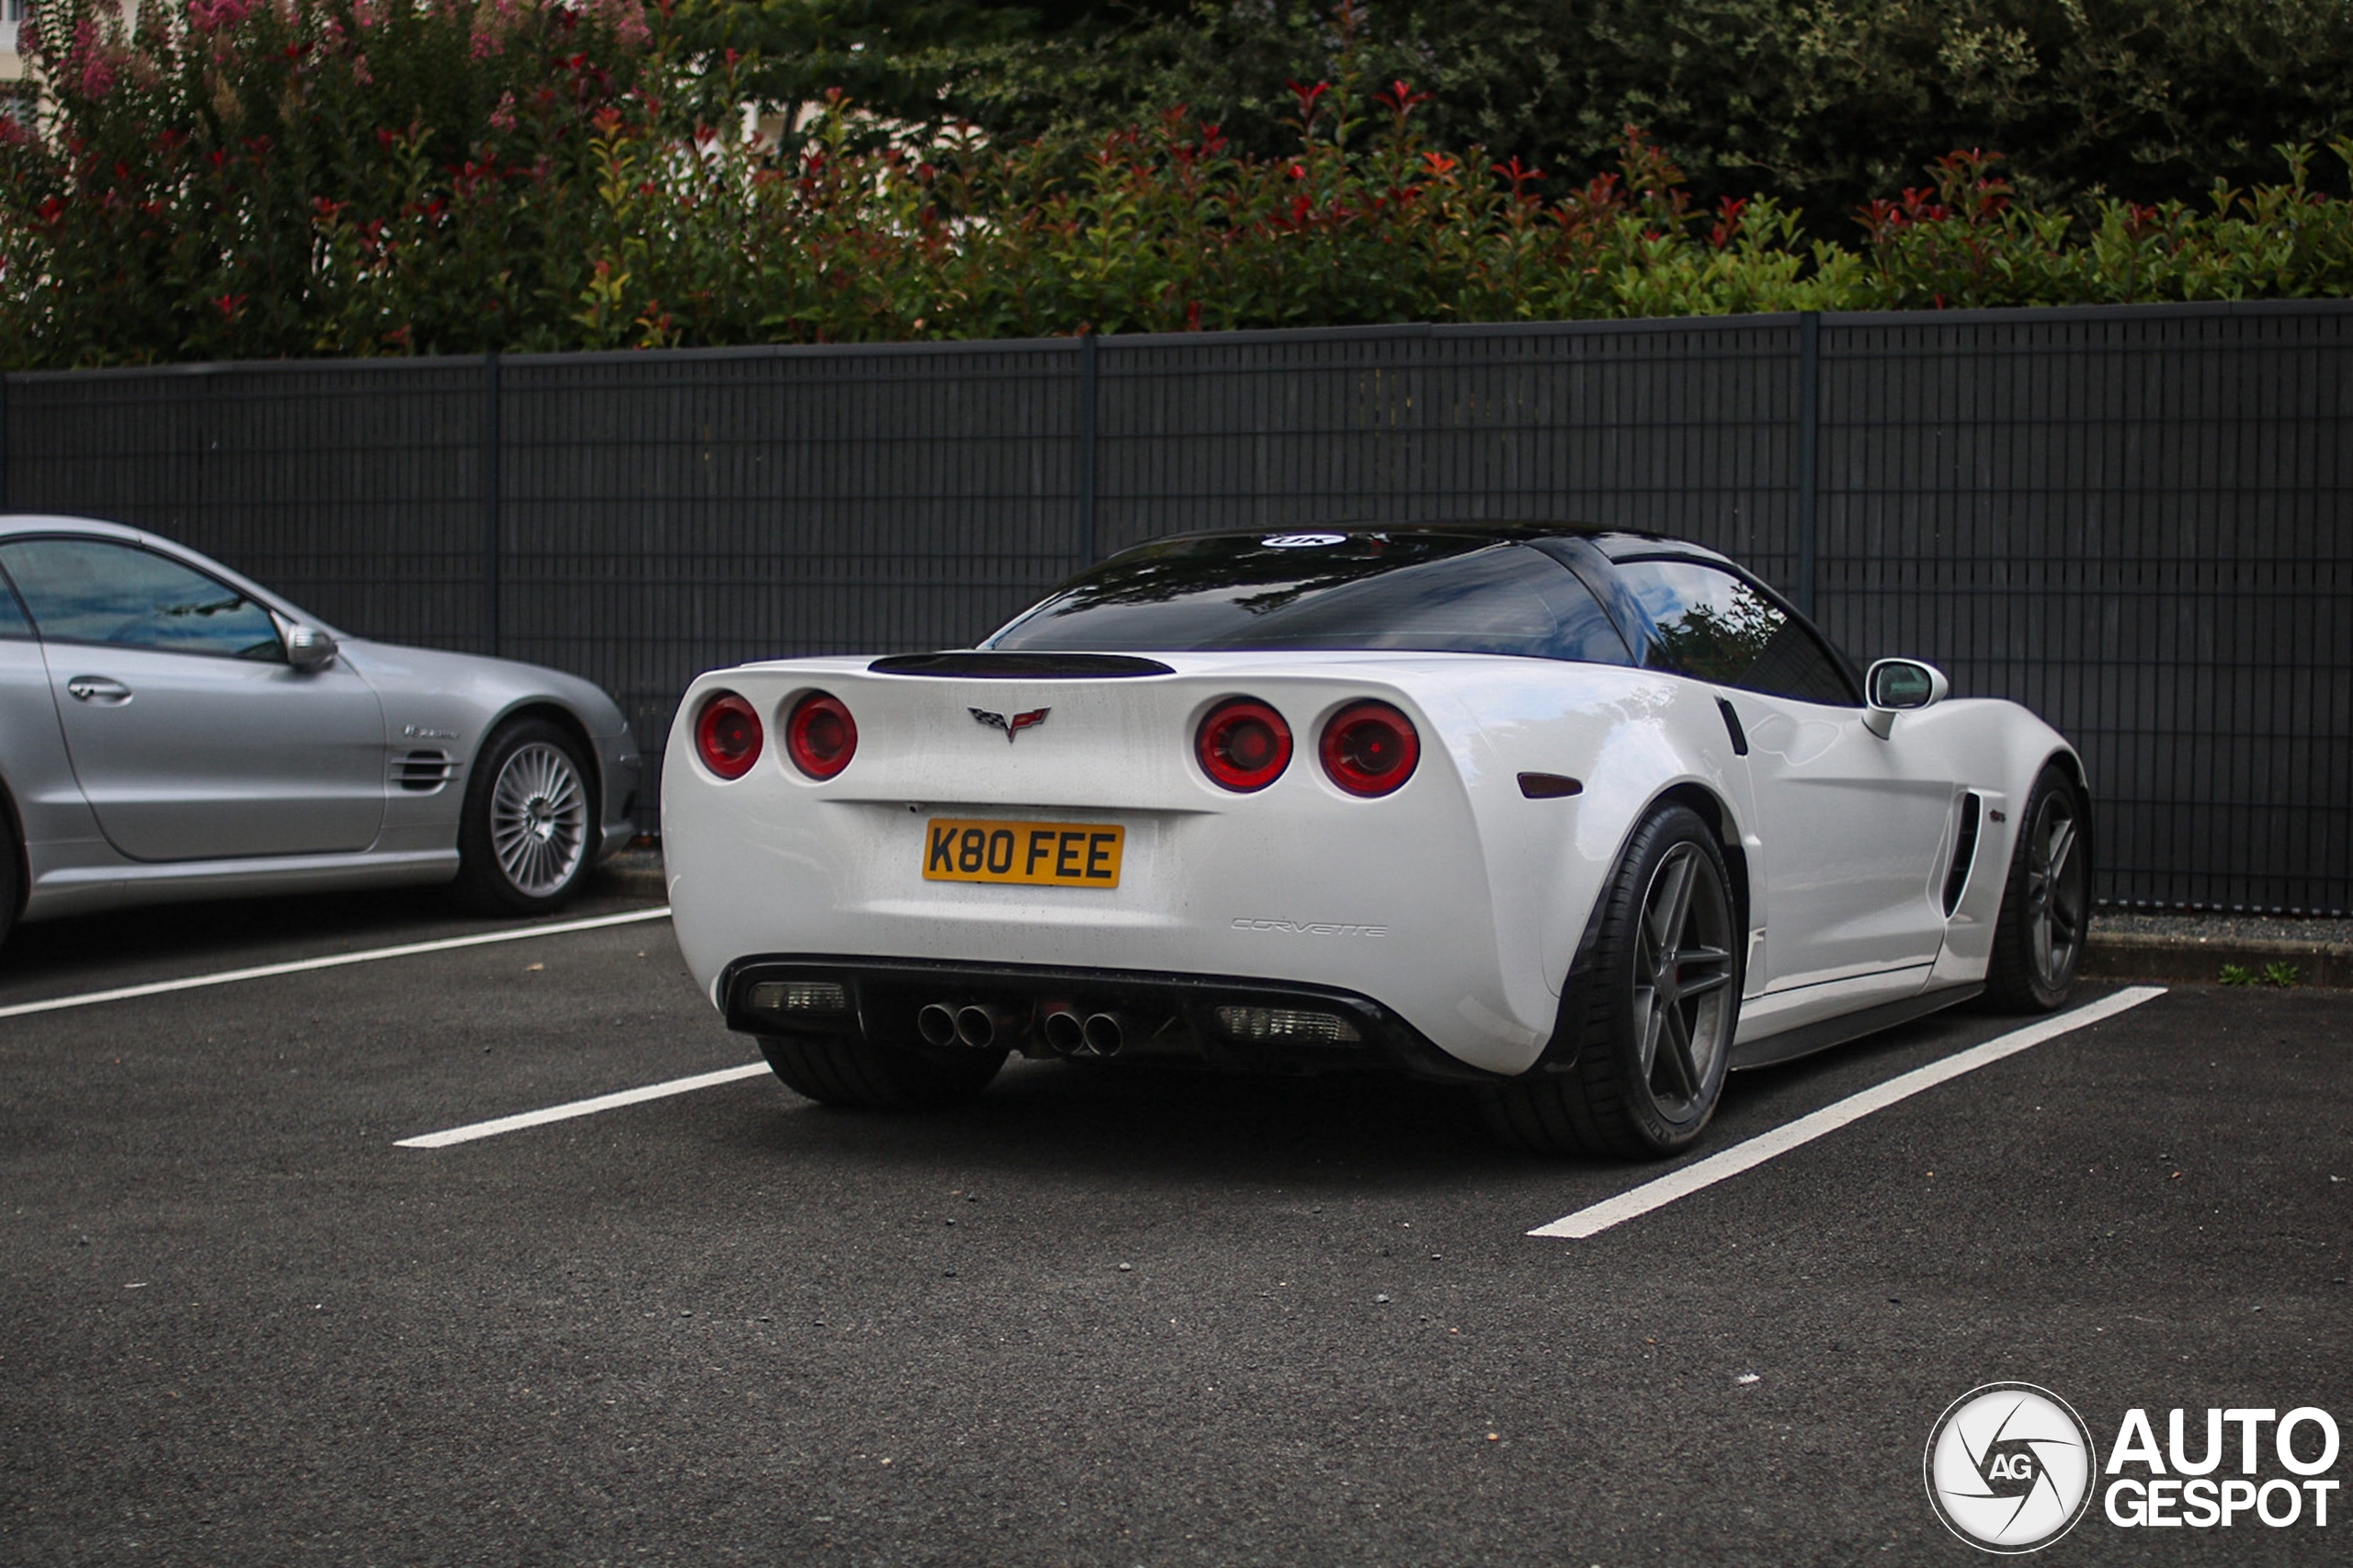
455,719,597,915
491,741,589,898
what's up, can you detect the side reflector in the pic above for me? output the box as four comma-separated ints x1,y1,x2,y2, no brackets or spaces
1517,772,1584,799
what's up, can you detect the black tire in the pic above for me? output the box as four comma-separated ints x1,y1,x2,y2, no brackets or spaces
452,718,597,915
1983,763,2092,1012
1481,803,1743,1159
0,796,20,952
757,1033,1006,1109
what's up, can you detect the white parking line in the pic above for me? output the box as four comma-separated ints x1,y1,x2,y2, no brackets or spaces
395,1062,772,1148
1529,985,2167,1240
0,906,674,1020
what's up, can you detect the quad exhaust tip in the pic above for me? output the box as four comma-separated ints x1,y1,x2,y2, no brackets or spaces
916,1003,961,1048
1081,1012,1127,1058
921,1001,1024,1050
954,1004,1023,1051
1040,1006,1127,1057
1041,1008,1086,1055
933,1001,1130,1056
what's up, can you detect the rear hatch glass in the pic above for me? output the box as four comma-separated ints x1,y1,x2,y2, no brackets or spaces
986,533,1632,665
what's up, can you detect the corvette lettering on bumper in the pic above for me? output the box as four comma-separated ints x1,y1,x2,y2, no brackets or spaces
1231,918,1390,937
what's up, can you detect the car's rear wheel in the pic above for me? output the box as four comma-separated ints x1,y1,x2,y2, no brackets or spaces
1482,803,1741,1159
757,1033,1007,1109
453,719,596,915
1983,763,2091,1012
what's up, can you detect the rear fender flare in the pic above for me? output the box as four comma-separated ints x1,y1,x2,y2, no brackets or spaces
1528,778,1745,1075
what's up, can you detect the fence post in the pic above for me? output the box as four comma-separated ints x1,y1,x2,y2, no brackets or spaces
1076,331,1098,567
482,351,501,657
1796,311,1820,619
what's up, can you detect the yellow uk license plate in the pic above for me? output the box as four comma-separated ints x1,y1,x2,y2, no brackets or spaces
922,819,1125,888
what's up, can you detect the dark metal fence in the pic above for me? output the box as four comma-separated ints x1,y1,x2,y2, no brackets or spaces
3,301,2346,914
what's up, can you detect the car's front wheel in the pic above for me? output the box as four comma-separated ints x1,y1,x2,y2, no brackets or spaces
1983,763,2092,1012
453,718,596,915
1482,803,1742,1159
758,1034,1006,1109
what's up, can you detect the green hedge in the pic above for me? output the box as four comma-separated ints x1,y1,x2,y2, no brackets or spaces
3,0,2347,368
679,0,2353,228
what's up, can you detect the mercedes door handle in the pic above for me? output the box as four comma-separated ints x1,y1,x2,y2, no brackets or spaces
66,676,133,705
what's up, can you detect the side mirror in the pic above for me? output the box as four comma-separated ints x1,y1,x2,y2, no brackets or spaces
1862,658,1949,738
283,623,338,669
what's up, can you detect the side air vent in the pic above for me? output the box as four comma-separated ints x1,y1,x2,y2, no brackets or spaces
869,652,1176,679
1942,792,1983,916
392,749,455,794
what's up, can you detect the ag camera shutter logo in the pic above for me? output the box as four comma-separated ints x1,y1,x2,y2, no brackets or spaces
1925,1383,2096,1552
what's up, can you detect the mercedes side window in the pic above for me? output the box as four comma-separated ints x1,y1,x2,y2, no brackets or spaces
0,538,285,660
1613,557,1857,705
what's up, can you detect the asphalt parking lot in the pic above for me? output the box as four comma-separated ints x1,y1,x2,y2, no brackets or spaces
4,884,2348,1566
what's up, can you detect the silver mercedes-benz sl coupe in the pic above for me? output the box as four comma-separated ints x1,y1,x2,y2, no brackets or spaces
0,515,640,948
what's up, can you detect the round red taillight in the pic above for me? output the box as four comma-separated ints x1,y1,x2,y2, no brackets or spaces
695,692,763,779
1196,699,1292,792
785,691,858,779
1320,700,1419,797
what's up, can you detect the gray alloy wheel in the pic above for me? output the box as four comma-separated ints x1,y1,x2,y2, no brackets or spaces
1480,803,1743,1159
1984,764,2092,1012
2023,788,2088,994
490,741,590,899
1628,840,1739,1126
453,719,597,915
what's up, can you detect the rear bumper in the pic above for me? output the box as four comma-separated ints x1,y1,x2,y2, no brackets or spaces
715,954,1508,1085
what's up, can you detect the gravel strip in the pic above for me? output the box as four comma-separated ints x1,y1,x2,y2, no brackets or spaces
2092,909,2353,947
587,847,667,899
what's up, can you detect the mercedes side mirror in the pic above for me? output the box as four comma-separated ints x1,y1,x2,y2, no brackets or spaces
1863,658,1949,738
283,623,339,669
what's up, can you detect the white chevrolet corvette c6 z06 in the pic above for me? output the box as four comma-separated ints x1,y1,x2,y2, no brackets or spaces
662,525,2092,1158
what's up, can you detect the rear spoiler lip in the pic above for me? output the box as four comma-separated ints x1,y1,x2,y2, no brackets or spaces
869,652,1176,679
